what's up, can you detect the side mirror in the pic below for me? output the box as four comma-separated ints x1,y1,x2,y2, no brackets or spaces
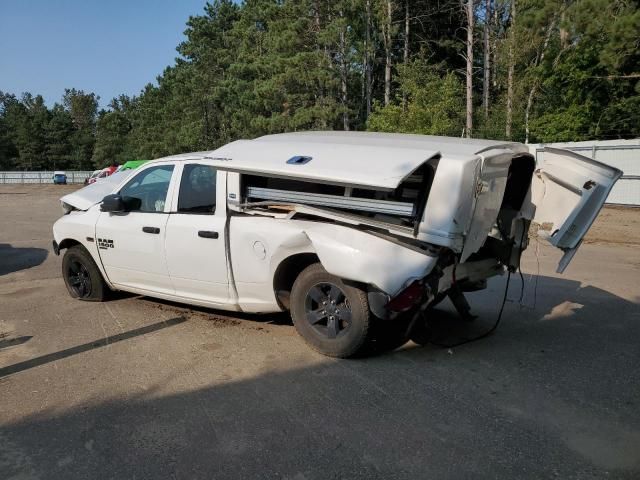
101,194,126,212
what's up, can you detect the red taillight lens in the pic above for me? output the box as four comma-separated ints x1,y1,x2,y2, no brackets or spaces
386,281,424,312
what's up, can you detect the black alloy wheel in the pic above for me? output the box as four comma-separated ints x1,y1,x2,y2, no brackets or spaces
66,259,92,298
290,263,370,358
304,282,352,339
62,245,108,301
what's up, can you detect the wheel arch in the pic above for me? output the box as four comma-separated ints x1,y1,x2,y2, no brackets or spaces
272,252,320,310
58,237,115,291
58,238,81,251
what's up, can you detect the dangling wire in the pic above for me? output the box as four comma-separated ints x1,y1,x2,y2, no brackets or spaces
430,270,512,348
517,218,527,305
429,217,525,349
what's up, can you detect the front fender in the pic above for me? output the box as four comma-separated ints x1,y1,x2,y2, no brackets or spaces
53,208,115,290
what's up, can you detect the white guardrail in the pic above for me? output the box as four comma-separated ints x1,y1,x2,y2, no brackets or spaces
0,171,93,184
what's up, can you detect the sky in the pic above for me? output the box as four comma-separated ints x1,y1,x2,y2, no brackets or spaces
1,0,211,108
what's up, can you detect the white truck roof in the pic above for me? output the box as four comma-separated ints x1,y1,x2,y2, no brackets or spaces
157,132,530,190
258,131,528,157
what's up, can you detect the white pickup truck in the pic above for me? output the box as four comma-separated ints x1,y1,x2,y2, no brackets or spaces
53,132,622,357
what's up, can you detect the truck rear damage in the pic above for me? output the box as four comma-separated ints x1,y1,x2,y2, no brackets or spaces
222,138,538,325
219,130,620,337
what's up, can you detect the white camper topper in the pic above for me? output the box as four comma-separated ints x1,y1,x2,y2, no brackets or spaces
53,132,621,357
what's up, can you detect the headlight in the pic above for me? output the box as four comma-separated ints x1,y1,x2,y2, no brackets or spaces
61,202,74,215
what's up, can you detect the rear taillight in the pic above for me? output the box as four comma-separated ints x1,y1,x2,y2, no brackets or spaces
386,280,424,312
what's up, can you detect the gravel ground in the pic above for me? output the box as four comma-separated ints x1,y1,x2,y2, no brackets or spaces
584,205,640,245
1,184,639,479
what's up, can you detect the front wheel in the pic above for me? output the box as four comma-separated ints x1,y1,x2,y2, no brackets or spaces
290,263,370,358
62,245,108,301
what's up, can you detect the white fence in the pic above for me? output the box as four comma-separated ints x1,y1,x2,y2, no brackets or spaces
0,171,93,184
530,139,640,206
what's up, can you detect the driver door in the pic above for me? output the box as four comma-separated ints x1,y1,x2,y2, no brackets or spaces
96,163,177,295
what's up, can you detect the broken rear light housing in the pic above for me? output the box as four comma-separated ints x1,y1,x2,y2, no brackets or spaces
386,280,424,312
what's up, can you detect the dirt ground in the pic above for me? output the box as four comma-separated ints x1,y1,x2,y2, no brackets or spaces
1,184,639,479
584,205,640,245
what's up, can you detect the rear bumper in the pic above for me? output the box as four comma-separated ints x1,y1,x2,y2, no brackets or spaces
52,240,60,256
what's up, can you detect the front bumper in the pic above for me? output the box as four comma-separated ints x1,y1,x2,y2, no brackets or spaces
52,240,60,256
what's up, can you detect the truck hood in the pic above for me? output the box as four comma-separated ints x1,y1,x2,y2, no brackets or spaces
60,171,132,211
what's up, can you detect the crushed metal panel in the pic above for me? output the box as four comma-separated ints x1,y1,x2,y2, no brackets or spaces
303,224,439,295
59,171,134,211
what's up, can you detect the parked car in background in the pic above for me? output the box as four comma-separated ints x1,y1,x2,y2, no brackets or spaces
88,165,118,185
115,160,149,172
52,132,622,358
84,170,102,186
53,171,67,184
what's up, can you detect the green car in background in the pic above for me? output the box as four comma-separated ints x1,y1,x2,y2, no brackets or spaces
116,160,149,172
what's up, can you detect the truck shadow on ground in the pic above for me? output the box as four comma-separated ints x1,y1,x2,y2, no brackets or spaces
130,271,640,356
1,275,638,479
0,243,48,276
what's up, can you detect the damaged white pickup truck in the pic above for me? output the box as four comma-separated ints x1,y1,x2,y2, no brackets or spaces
53,132,622,357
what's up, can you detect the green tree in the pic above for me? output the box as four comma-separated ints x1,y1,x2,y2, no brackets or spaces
63,88,99,168
0,92,19,169
45,104,74,169
12,94,49,170
367,60,465,135
93,96,133,167
178,0,241,147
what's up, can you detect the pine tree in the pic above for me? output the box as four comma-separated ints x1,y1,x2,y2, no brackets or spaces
45,104,74,169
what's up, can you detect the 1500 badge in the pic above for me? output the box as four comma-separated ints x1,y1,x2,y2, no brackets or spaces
97,238,114,250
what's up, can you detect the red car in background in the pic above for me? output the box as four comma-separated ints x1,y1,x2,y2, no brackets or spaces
87,165,118,185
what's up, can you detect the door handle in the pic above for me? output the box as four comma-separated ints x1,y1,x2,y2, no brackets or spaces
198,230,219,239
142,226,160,234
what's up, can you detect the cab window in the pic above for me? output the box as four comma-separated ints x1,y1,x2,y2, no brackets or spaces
119,164,174,212
177,164,217,214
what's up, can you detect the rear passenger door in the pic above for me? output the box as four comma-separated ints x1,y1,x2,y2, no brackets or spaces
164,163,230,305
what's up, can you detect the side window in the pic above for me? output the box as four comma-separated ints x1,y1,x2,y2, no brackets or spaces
119,164,174,213
177,164,217,214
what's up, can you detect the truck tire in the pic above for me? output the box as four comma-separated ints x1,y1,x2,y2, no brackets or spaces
62,245,108,302
290,263,370,358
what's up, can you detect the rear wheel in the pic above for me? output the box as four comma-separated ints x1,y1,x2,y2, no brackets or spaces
62,245,108,301
290,263,370,358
